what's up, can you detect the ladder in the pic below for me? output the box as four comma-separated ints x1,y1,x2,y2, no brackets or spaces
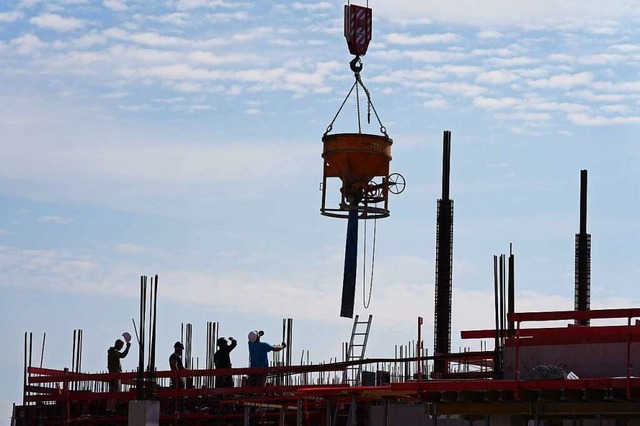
331,395,357,426
343,314,373,386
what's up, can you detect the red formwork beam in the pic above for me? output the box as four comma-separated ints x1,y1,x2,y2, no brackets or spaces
28,362,349,384
508,307,640,323
463,324,640,345
24,376,640,403
463,308,640,346
386,376,640,394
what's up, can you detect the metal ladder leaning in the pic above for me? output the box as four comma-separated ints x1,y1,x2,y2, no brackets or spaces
331,395,357,426
343,314,373,386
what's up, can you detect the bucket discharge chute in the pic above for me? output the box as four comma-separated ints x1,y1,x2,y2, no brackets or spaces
341,208,359,318
320,3,405,318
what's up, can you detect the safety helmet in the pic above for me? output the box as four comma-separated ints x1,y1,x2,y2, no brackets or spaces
248,330,258,343
174,341,184,349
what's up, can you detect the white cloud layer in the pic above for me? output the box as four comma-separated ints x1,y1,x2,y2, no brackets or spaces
376,0,640,27
0,11,23,23
30,13,85,32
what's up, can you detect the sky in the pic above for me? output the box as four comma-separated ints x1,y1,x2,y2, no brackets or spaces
2,0,640,422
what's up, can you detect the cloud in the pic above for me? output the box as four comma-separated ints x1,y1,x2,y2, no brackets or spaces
477,30,503,40
165,81,203,93
399,49,467,63
102,26,267,49
475,70,519,84
103,0,128,11
115,243,152,254
548,53,574,63
113,60,341,96
290,2,332,11
175,0,248,11
10,33,46,55
100,91,132,99
527,72,593,89
423,97,450,109
589,20,619,35
152,13,191,26
591,81,640,94
430,82,487,97
521,98,587,113
485,56,538,67
493,111,552,124
374,0,640,27
104,28,192,48
384,32,458,45
205,11,250,22
567,112,640,126
371,69,444,84
601,105,628,113
30,13,85,32
0,10,23,23
57,30,108,49
473,96,520,110
188,51,254,65
579,54,627,65
0,136,313,186
36,215,74,224
609,44,640,53
445,65,483,76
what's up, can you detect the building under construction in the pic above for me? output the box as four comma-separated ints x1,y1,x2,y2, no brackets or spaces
12,4,640,426
14,130,640,425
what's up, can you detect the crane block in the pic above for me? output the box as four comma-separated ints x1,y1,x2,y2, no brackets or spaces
344,4,372,56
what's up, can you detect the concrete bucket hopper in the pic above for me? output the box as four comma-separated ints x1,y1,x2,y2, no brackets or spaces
320,132,396,219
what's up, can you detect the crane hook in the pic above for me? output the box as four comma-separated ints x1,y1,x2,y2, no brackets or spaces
350,56,363,73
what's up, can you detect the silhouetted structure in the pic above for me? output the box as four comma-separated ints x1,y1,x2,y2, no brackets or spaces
433,130,453,375
575,169,591,325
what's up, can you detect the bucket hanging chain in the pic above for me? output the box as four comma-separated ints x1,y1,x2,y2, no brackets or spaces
324,58,388,137
355,77,361,133
355,73,387,136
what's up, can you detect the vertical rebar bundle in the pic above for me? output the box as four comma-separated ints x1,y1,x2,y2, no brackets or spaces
71,329,82,390
206,321,218,388
575,169,591,325
148,275,158,389
508,245,515,337
184,323,193,369
433,130,454,376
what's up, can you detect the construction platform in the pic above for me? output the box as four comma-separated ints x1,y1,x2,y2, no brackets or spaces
13,308,640,425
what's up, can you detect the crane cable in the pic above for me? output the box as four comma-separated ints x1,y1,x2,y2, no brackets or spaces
362,216,377,309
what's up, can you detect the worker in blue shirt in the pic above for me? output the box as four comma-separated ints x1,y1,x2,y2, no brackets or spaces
247,330,285,387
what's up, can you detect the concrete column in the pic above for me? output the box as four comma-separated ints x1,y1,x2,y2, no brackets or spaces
128,400,159,426
490,414,524,426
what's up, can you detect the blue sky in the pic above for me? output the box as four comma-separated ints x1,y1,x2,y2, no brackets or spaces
2,0,640,421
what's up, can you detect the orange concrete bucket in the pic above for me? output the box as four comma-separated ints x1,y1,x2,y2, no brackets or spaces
322,133,392,184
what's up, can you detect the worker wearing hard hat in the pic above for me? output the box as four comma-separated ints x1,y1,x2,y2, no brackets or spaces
106,332,132,414
247,330,286,387
214,336,237,388
169,341,186,389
